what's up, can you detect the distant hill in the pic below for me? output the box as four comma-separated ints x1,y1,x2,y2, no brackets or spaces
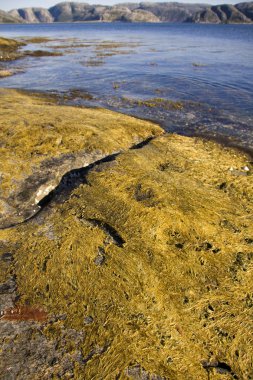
9,8,53,23
5,1,253,24
0,9,24,23
187,2,253,23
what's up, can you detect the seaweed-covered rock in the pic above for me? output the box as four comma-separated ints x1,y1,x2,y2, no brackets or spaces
0,89,162,228
1,127,252,378
0,37,24,61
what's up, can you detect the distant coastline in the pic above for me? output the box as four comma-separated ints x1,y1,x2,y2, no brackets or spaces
1,1,253,24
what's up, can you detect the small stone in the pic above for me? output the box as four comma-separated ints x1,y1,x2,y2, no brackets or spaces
84,316,94,325
49,357,57,366
94,255,105,266
0,279,16,294
0,252,13,263
203,242,212,250
55,136,62,146
57,314,67,321
218,182,227,190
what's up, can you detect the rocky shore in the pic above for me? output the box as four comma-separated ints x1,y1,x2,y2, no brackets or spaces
0,37,67,79
0,88,253,379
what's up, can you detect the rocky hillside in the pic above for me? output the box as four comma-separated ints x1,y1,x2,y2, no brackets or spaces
9,8,53,23
6,1,253,23
0,9,23,23
187,2,253,23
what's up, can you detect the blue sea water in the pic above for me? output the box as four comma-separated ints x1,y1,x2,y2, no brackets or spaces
0,22,253,149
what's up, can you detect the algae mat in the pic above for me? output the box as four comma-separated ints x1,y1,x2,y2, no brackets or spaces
0,88,162,228
0,118,253,379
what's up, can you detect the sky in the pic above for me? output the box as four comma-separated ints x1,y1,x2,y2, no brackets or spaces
0,0,251,11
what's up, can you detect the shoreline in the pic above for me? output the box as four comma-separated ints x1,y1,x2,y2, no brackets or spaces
0,84,253,225
1,35,253,379
10,86,253,160
1,32,253,155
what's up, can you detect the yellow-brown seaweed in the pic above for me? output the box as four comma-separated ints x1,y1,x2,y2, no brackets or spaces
0,90,252,379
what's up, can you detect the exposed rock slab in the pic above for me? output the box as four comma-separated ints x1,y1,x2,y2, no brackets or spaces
0,89,162,228
1,131,252,378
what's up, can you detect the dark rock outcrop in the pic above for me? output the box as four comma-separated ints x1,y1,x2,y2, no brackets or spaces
188,8,221,23
4,1,253,24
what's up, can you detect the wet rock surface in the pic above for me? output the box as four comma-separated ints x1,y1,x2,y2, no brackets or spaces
1,35,252,157
99,95,253,155
0,320,88,380
43,89,253,156
0,88,162,228
0,92,253,380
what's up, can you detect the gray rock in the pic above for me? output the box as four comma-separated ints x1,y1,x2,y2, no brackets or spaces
126,363,167,379
9,8,53,23
0,10,23,23
0,321,86,380
84,315,94,325
6,1,253,24
187,3,252,23
0,279,16,294
0,252,13,263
